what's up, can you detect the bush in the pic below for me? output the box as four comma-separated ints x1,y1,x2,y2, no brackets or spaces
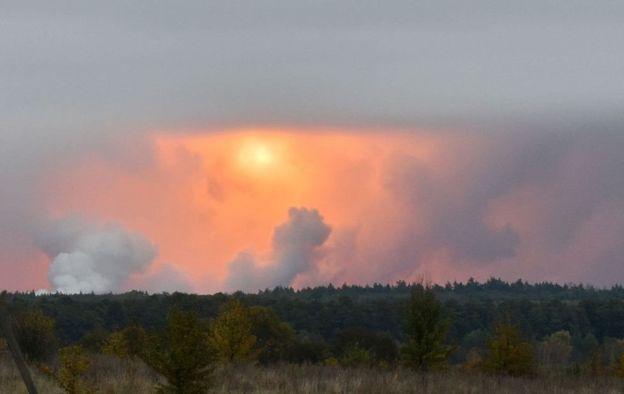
334,327,398,366
288,337,331,364
339,344,373,368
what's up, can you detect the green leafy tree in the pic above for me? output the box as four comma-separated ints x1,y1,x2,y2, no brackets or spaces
209,299,258,364
141,310,215,394
538,330,572,372
401,285,453,371
249,306,295,364
483,322,534,376
79,327,109,353
13,308,58,364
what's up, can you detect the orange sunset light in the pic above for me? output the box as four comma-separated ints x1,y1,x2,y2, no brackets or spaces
45,128,441,290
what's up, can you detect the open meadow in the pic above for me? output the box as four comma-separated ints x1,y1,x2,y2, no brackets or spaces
2,355,624,394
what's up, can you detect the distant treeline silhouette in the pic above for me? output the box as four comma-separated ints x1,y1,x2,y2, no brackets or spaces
3,279,624,391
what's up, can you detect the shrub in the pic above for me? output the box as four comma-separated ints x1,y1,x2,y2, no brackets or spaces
334,327,399,366
340,344,373,368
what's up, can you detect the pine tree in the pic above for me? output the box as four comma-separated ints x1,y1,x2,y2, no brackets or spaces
401,285,453,371
141,310,214,394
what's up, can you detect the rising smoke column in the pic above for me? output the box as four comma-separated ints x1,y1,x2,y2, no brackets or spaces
36,216,157,293
226,207,331,292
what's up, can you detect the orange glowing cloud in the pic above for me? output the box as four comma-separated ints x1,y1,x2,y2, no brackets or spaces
35,129,624,291
42,128,444,291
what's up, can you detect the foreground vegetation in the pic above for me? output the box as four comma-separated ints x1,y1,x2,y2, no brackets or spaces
2,279,624,392
2,356,624,394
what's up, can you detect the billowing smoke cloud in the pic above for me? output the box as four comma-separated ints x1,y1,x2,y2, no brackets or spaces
323,132,624,286
226,207,331,292
1,2,624,292
36,217,157,293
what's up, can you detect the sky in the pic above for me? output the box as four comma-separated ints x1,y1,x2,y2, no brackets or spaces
1,2,624,293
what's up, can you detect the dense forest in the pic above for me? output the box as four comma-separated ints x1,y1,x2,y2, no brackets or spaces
3,278,624,392
5,279,624,360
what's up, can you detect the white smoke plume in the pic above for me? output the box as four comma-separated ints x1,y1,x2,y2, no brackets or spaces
36,216,157,294
226,207,331,292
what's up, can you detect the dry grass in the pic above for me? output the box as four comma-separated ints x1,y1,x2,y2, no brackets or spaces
2,353,624,393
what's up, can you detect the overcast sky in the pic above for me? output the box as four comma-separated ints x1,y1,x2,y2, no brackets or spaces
1,2,624,292
3,1,624,135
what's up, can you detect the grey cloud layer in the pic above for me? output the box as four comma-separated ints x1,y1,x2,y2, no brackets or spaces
1,2,624,290
338,132,624,285
3,1,624,131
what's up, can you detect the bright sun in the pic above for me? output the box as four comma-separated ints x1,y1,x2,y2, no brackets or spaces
238,141,276,170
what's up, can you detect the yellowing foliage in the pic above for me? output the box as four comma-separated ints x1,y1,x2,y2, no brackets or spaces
483,323,534,376
57,345,91,394
209,299,258,365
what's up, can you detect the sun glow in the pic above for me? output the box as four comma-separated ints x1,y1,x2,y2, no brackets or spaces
45,128,443,290
238,141,276,169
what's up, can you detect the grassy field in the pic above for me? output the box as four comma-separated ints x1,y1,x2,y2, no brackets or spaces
2,354,624,393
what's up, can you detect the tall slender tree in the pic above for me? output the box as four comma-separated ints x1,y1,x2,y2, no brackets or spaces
401,285,454,371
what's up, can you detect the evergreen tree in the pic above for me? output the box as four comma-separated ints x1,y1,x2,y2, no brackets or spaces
141,310,214,394
401,285,453,371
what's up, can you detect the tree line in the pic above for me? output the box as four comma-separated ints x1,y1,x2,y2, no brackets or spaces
2,279,624,392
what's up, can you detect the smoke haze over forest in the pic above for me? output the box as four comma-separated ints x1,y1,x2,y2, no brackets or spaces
1,2,624,293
